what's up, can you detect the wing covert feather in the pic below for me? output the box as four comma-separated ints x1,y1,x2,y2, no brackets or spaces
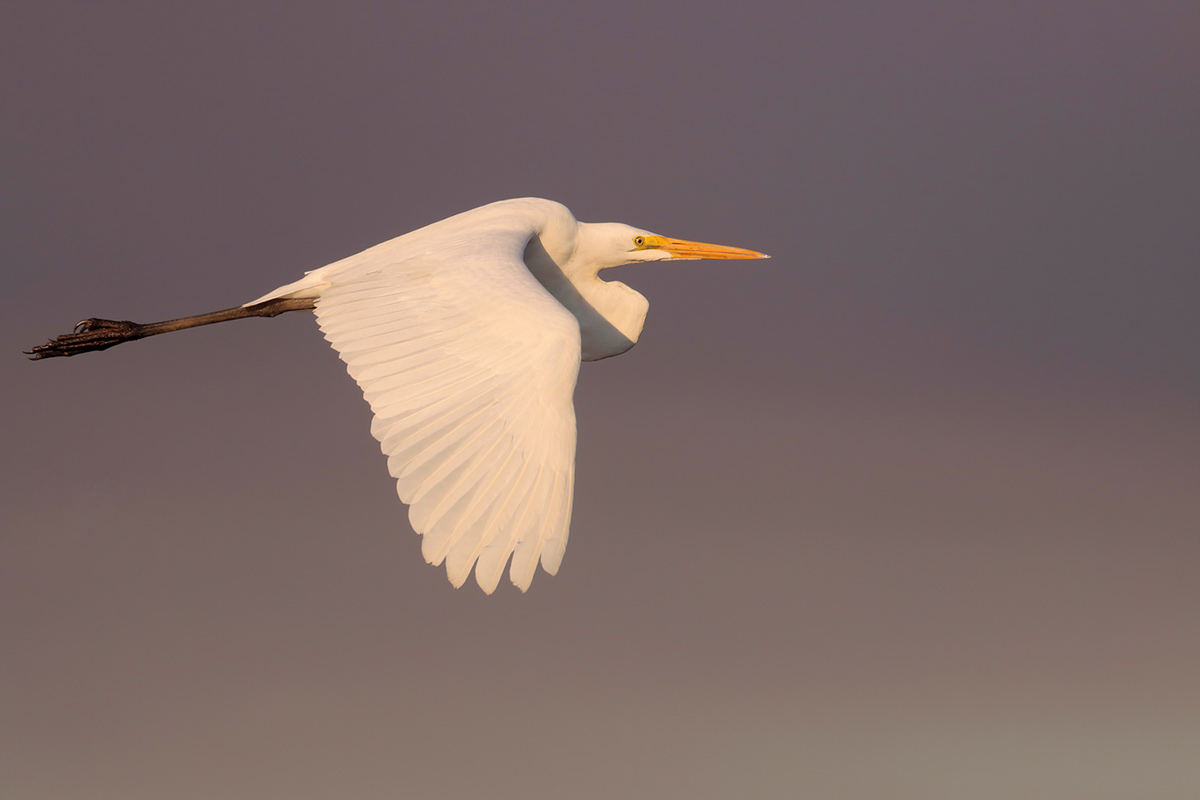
311,230,580,592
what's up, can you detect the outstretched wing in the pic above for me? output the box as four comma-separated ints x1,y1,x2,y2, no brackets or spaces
311,229,581,593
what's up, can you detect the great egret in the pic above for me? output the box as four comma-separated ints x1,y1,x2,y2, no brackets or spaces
29,198,769,592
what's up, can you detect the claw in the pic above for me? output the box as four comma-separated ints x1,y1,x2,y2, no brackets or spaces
25,318,144,359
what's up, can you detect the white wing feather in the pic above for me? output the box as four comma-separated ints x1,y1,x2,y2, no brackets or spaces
308,227,580,592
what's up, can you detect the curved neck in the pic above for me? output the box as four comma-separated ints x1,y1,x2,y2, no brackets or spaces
523,235,648,362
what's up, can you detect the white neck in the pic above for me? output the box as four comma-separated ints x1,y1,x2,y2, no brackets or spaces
523,234,649,361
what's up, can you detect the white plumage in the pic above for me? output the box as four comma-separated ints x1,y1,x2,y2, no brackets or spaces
247,198,768,592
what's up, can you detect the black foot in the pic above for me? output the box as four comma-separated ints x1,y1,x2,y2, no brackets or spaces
26,318,145,359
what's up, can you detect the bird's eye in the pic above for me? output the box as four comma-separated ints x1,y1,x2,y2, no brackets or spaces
633,236,645,247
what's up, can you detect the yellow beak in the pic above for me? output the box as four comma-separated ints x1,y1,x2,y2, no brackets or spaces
658,237,770,260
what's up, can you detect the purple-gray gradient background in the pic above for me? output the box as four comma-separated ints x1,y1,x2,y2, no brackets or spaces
3,3,1198,798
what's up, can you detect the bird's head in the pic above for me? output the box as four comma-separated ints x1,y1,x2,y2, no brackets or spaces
575,222,770,272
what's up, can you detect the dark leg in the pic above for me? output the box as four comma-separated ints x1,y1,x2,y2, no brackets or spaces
26,297,317,360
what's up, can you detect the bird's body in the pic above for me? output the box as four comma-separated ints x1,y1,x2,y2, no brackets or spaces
251,198,650,360
30,198,768,593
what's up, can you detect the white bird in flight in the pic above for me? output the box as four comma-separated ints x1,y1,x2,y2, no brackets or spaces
30,198,769,592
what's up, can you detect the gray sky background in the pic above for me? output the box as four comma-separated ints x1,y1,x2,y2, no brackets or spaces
3,2,1198,799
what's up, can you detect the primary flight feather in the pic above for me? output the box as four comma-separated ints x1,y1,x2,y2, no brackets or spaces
29,198,769,592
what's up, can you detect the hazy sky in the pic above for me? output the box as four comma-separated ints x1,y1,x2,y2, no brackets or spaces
3,2,1198,799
